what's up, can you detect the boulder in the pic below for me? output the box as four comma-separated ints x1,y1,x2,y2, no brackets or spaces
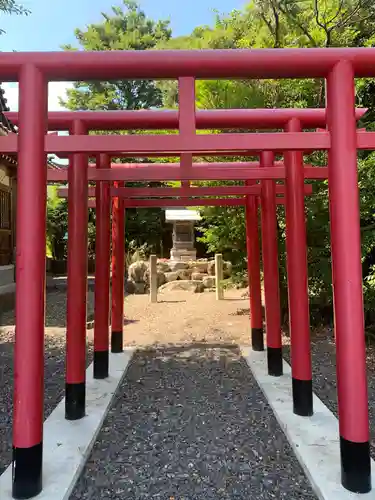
207,260,233,278
159,280,205,294
191,272,208,281
203,276,216,289
176,268,193,280
125,280,147,294
125,280,136,294
157,261,171,273
134,282,146,294
190,261,208,273
128,260,148,283
144,269,167,288
157,271,167,287
164,271,180,282
168,261,189,272
207,260,215,276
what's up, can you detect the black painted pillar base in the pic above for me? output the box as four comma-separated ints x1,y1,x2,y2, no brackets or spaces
111,330,123,353
93,350,109,379
251,327,264,351
340,437,371,493
65,382,86,420
267,347,283,376
12,442,43,499
292,378,313,416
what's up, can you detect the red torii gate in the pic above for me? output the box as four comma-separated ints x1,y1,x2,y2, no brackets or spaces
47,109,333,430
39,107,334,426
2,49,373,498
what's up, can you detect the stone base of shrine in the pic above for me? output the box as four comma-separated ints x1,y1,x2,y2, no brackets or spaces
170,248,197,262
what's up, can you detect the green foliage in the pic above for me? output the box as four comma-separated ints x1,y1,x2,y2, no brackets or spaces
60,1,173,258
125,206,167,256
46,199,69,261
60,0,171,111
0,0,29,14
155,0,375,326
52,0,375,328
0,0,30,34
46,194,96,262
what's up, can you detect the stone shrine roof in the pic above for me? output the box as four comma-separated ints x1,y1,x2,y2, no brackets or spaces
165,208,201,222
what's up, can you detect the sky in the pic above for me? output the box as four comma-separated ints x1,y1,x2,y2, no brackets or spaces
1,0,246,112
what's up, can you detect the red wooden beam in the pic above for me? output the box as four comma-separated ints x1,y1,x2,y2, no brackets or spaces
4,131,375,158
83,161,313,169
0,131,331,155
1,48,375,81
86,195,310,209
2,130,374,156
5,108,367,131
58,184,313,198
44,131,332,154
47,166,328,183
83,161,305,168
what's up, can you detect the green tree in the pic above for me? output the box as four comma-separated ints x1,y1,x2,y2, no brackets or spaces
46,189,97,262
61,1,173,256
0,0,30,34
61,0,171,111
156,0,375,324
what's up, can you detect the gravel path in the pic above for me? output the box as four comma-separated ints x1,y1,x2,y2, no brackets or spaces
70,345,317,500
0,288,95,475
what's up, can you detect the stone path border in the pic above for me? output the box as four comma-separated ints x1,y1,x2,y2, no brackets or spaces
0,348,134,500
241,347,375,500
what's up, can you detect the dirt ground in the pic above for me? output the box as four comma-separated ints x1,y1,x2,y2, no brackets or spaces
122,288,252,346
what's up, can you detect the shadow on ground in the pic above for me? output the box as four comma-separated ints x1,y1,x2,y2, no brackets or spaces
159,299,187,304
0,289,95,328
124,318,139,326
71,343,317,500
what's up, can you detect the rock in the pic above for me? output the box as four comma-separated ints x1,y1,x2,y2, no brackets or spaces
157,271,167,287
134,282,146,294
157,261,170,273
176,268,193,280
128,260,148,283
125,280,136,294
191,272,208,281
190,261,208,273
203,276,216,288
207,260,215,276
125,279,148,294
168,261,189,272
159,280,205,293
164,271,180,282
207,259,233,278
144,269,167,288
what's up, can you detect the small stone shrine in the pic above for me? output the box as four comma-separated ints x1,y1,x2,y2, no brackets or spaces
165,208,201,261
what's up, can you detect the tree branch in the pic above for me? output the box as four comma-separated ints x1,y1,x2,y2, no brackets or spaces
278,2,318,46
